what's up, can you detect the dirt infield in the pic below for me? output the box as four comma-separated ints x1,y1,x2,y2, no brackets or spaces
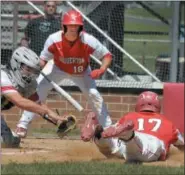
1,138,184,167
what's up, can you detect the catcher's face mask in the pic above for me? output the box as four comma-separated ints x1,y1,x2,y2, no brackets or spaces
20,63,40,83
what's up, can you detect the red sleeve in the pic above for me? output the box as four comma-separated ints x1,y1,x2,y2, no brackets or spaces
118,112,136,125
1,86,16,93
48,43,56,54
118,113,129,125
118,116,125,125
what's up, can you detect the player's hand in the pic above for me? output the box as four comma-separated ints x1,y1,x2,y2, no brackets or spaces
90,68,105,79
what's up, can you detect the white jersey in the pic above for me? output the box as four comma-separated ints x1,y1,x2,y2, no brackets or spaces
1,67,37,110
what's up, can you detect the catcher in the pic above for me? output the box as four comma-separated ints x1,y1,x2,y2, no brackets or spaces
1,46,76,148
81,91,184,162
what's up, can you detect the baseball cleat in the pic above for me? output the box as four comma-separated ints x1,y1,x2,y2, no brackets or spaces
81,112,99,142
101,120,134,139
15,127,27,138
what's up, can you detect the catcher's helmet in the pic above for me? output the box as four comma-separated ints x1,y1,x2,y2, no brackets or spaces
62,10,83,26
135,91,161,113
10,46,40,88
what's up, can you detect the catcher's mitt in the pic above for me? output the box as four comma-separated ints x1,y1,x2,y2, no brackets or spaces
57,114,77,139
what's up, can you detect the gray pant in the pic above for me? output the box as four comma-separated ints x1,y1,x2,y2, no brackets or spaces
1,116,20,148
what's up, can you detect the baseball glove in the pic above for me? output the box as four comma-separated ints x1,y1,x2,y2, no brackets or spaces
57,114,77,139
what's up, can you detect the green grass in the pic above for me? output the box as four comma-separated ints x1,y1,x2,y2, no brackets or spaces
32,127,80,137
126,7,173,19
32,127,57,134
123,58,155,74
123,21,170,73
123,41,170,73
122,4,184,76
124,21,169,33
124,40,170,57
122,6,174,74
1,162,184,175
181,4,185,23
124,34,169,40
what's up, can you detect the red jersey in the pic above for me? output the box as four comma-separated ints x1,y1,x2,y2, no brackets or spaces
118,112,183,152
40,31,111,75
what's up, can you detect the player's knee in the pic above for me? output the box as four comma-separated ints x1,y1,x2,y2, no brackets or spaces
95,138,122,157
95,137,126,159
36,79,53,102
94,138,113,157
89,89,102,100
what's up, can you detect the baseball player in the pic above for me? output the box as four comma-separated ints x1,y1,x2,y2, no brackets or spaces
16,9,115,152
1,47,66,148
81,91,184,162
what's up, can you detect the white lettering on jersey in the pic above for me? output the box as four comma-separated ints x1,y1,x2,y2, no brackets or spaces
59,57,85,64
137,118,162,132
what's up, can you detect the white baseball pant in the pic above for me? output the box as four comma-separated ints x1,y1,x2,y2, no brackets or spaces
95,131,166,162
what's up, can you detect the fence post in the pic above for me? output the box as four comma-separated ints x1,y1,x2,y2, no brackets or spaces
66,1,161,82
170,2,180,82
0,1,1,58
12,1,19,50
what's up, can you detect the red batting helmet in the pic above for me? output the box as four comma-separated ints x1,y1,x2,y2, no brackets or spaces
62,10,83,26
135,91,161,113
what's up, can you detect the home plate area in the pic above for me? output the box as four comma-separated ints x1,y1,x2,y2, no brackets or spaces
1,138,184,167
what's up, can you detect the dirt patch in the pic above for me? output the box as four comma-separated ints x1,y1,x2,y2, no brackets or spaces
1,138,184,167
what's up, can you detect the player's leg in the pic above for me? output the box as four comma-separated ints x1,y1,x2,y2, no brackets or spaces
94,136,126,158
102,123,166,162
94,121,135,159
79,110,124,158
16,60,64,137
121,131,166,162
72,68,120,157
1,116,20,148
73,66,111,128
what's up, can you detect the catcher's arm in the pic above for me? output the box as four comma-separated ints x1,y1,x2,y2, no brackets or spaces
42,114,58,126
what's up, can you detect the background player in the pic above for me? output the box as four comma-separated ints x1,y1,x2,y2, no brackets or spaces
20,1,61,55
16,10,118,153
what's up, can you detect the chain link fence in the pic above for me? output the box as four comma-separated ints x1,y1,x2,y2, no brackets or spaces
1,1,184,87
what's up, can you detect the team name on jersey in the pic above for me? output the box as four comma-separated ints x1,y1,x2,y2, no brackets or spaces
59,57,85,64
